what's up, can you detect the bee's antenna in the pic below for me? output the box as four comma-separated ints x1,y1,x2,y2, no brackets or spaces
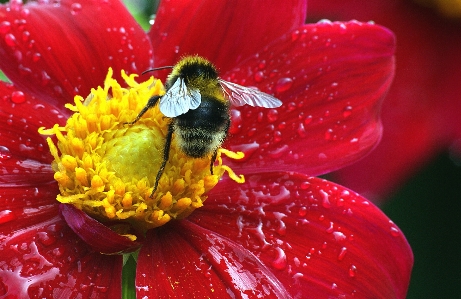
142,66,174,75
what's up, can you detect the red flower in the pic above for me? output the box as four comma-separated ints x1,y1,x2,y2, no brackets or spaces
307,0,461,200
0,1,412,298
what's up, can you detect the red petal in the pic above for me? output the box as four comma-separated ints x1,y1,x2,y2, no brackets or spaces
150,0,306,75
0,205,122,298
60,204,142,254
0,0,152,105
307,0,461,199
136,222,290,298
223,21,395,176
0,81,65,164
188,174,413,298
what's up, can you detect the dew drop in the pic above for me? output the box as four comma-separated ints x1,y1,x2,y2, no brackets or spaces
337,247,347,261
273,130,282,143
21,8,30,17
304,115,313,125
320,189,331,208
349,264,357,277
291,29,300,42
21,30,30,42
37,231,57,246
300,181,310,190
268,144,288,159
253,71,264,82
0,210,16,224
70,3,82,15
267,109,278,123
275,77,293,94
0,146,12,160
325,128,334,140
258,60,266,70
272,247,287,270
342,106,353,118
11,90,25,103
0,21,11,34
297,123,307,138
229,109,242,134
4,33,17,47
32,52,41,62
390,226,400,237
13,50,22,62
333,231,346,242
298,206,307,217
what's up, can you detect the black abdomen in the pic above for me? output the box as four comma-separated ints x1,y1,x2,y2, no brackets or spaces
174,97,229,158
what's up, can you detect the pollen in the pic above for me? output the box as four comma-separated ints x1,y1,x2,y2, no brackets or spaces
39,68,244,233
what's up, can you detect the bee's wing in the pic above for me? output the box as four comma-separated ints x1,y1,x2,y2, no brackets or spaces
219,79,282,108
159,78,201,117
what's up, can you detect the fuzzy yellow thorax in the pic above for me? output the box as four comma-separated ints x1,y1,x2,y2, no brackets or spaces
39,68,244,233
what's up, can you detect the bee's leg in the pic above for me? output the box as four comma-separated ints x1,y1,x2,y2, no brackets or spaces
150,122,174,198
125,95,162,125
210,149,218,175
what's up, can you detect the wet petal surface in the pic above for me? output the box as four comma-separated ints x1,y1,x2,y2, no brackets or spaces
224,21,395,176
188,173,413,298
0,0,152,105
150,0,306,75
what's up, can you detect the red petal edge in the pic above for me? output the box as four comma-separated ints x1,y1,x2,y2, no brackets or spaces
186,173,413,299
224,21,395,177
0,214,122,298
60,204,142,254
136,222,291,298
150,0,306,77
0,0,153,105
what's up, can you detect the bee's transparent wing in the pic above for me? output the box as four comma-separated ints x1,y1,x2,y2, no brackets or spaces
219,79,282,108
159,79,201,117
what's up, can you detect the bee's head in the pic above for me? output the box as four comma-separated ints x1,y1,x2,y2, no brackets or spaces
167,56,219,87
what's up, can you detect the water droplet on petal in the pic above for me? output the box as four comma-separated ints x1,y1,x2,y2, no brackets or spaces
229,109,242,134
298,206,307,216
291,29,300,42
254,71,264,82
275,77,293,94
21,8,30,17
37,231,57,246
333,231,346,242
297,123,307,138
4,33,17,47
267,109,278,123
349,264,357,277
337,247,347,261
0,146,12,160
32,52,41,62
11,90,25,103
342,106,353,118
390,226,400,237
0,210,16,224
0,21,11,34
272,247,287,270
70,2,82,14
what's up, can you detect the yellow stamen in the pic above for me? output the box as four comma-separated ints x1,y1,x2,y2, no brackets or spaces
39,68,245,233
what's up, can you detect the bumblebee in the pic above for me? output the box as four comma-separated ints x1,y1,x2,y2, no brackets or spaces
127,56,282,196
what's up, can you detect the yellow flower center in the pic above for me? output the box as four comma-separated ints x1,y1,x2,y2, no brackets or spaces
39,68,244,234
